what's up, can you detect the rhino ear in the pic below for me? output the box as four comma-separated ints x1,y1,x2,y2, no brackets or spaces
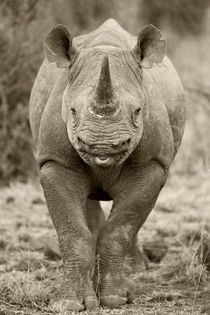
44,24,77,69
133,24,166,69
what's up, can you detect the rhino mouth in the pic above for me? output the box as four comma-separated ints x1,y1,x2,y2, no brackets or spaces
75,137,130,167
78,151,127,167
94,156,115,167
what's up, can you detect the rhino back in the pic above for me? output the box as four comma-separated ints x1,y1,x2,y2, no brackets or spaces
75,19,135,49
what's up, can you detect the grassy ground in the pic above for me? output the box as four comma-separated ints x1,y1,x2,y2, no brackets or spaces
0,96,210,314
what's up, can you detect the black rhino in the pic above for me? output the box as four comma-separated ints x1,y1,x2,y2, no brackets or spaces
29,19,186,312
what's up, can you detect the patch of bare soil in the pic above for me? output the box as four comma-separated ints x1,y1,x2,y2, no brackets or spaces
0,170,209,314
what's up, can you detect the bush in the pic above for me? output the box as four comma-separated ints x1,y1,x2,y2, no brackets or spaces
140,0,210,35
0,0,48,181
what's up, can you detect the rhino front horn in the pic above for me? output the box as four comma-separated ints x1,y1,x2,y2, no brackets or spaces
96,56,113,103
90,56,119,117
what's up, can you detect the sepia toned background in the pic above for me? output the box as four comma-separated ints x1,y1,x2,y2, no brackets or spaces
0,1,210,314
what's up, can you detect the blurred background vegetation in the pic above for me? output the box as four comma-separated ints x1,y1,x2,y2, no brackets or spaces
0,0,210,183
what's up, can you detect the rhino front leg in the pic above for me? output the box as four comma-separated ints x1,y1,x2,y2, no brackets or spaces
96,161,167,307
40,161,98,312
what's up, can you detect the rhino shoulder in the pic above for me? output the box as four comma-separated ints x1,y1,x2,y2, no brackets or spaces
29,59,65,146
144,57,186,156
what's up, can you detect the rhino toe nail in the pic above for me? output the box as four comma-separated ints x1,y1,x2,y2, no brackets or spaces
84,296,99,310
100,295,127,307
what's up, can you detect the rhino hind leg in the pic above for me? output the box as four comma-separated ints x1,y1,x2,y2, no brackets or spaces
86,199,105,245
125,238,149,273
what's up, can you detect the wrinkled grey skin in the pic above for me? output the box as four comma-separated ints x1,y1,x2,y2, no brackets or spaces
29,19,186,312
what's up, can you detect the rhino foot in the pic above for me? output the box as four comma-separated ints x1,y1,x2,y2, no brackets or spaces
51,282,99,312
100,295,127,308
100,290,134,308
97,274,134,308
52,297,98,312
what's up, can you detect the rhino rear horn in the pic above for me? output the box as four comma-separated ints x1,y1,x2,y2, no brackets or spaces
133,24,166,69
44,24,77,69
96,56,113,103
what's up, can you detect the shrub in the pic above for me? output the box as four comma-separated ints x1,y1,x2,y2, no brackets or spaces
140,0,210,35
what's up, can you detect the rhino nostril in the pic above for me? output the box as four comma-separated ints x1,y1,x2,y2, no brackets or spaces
122,138,131,146
77,136,94,148
112,142,119,148
77,136,82,144
77,136,86,146
112,137,131,149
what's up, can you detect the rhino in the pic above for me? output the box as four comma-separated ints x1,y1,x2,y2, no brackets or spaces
29,19,186,312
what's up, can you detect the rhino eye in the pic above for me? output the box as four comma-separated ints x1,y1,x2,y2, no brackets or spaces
70,107,76,116
132,107,142,127
134,107,141,115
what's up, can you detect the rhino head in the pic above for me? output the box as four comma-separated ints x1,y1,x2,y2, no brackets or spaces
44,24,166,167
